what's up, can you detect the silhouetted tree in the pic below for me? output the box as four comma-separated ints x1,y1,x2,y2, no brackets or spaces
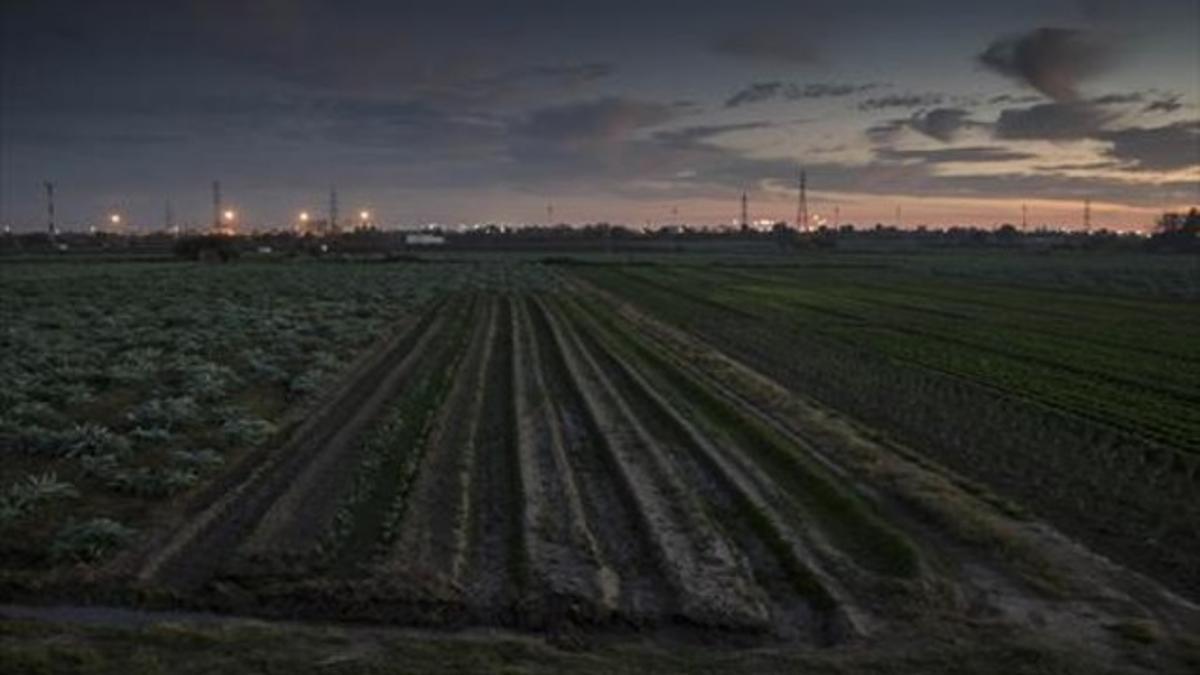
1148,208,1199,252
1156,208,1200,234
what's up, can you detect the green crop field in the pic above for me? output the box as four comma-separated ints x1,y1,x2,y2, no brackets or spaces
574,254,1200,600
1,252,1197,673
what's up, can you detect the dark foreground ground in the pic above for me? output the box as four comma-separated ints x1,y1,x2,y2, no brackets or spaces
3,604,1198,675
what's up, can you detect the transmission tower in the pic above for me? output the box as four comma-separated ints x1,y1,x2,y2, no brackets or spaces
741,191,749,229
895,205,902,229
44,181,55,236
165,200,175,234
833,205,840,229
212,180,222,231
329,186,339,234
547,202,554,224
1083,198,1091,233
795,168,808,231
1022,203,1028,231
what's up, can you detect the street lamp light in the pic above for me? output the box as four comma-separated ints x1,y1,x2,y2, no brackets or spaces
359,210,370,229
109,213,121,225
218,209,237,235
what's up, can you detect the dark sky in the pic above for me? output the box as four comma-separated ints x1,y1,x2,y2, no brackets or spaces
2,0,1197,230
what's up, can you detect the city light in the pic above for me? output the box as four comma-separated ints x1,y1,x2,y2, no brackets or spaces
299,211,310,222
359,210,370,221
109,214,121,225
223,210,236,221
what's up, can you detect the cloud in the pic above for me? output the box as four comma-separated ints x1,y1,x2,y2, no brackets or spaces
987,101,1197,171
725,82,878,108
1086,90,1188,113
187,4,614,105
312,98,508,158
875,146,1038,164
1144,94,1184,114
870,108,983,143
653,122,775,146
515,97,683,144
978,28,1115,101
866,120,908,143
911,109,984,142
859,93,945,111
788,83,879,99
655,147,1195,209
1035,161,1122,171
993,102,1111,140
725,82,784,108
1091,92,1144,105
712,31,820,64
988,94,1045,105
1095,121,1200,171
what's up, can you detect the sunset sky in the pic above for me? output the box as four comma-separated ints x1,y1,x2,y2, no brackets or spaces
2,0,1197,231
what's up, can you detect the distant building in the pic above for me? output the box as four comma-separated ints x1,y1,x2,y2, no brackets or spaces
405,233,445,246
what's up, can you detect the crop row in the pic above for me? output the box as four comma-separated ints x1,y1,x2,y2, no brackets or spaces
572,264,1200,601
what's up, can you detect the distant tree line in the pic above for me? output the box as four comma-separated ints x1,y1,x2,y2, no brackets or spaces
2,208,1197,257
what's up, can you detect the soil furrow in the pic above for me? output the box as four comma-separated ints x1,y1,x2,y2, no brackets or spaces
460,297,524,613
522,298,677,622
555,295,871,641
389,296,497,582
530,298,770,631
510,296,618,620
